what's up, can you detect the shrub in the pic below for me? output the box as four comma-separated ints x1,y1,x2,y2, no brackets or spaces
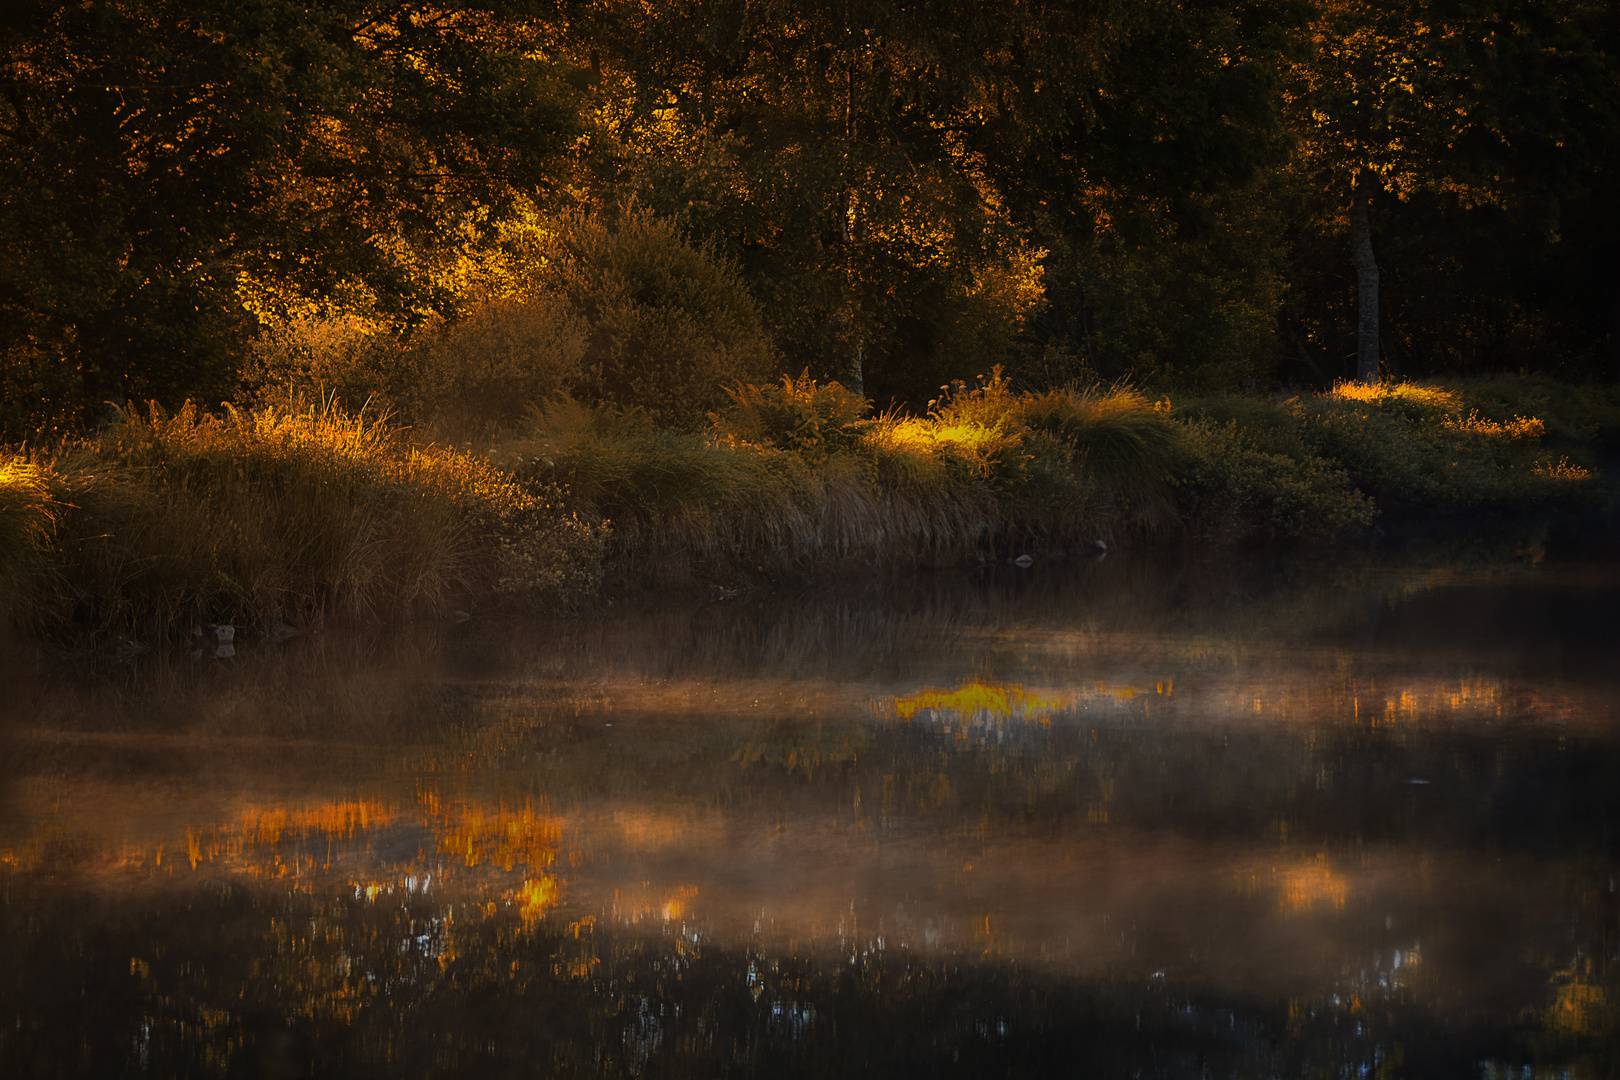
245,298,590,443
402,293,587,439
1300,382,1602,512
244,312,404,417
929,371,1184,537
533,209,776,428
1452,376,1620,449
1175,419,1377,541
716,372,872,461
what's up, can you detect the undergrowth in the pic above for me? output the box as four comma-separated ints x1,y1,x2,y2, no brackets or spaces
1,401,604,643
1,373,1609,644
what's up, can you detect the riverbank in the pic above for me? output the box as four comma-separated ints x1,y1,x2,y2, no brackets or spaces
2,374,1614,646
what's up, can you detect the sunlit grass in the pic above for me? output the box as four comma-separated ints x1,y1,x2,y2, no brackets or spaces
5,365,1613,640
2,398,605,643
1326,379,1462,410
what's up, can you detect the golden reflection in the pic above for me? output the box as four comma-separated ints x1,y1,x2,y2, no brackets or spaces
662,885,698,921
1548,961,1613,1037
1237,855,1348,915
885,678,1066,724
516,876,560,924
243,800,393,845
430,799,559,872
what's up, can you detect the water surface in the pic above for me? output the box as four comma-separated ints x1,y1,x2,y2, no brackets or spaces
3,532,1618,1077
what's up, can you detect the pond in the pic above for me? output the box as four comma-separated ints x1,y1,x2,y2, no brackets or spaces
3,527,1618,1078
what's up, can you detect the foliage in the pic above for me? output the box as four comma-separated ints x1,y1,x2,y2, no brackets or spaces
520,210,777,429
1175,418,1378,541
242,313,403,418
2,400,605,641
928,371,1184,536
499,375,1192,589
0,456,63,618
0,0,580,434
1453,377,1620,449
1175,380,1606,526
716,373,873,461
245,295,591,442
1280,0,1620,384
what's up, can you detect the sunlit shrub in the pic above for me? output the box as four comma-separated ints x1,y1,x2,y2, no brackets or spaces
1454,377,1620,448
716,372,872,461
532,209,776,429
1324,379,1463,417
1297,392,1600,512
512,398,815,528
927,371,1182,536
403,293,588,439
244,312,403,417
1443,411,1544,444
1178,383,1605,518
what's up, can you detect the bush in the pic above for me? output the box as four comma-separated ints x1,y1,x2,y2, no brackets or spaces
929,371,1184,537
716,372,872,461
402,293,588,439
244,312,403,418
244,298,590,443
1452,376,1620,449
1177,381,1604,522
1300,382,1602,513
246,209,774,438
1175,419,1377,541
533,209,776,428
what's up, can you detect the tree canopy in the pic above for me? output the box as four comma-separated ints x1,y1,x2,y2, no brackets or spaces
2,0,1617,432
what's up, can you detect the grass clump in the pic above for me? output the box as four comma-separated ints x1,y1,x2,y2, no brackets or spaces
501,373,1192,588
1173,379,1604,533
4,401,605,643
1301,381,1602,513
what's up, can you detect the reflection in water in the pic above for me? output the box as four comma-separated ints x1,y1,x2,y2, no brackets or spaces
2,533,1619,1076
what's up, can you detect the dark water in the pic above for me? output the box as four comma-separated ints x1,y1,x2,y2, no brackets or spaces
3,529,1619,1078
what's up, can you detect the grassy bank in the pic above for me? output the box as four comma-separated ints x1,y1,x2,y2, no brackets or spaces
2,375,1613,646
0,401,604,644
495,372,1609,589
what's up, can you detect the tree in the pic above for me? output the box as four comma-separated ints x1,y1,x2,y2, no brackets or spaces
1289,0,1620,384
0,0,579,434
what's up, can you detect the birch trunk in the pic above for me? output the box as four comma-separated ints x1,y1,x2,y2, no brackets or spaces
1351,172,1381,385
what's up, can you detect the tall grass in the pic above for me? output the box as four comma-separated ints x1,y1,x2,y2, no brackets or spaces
502,372,1193,589
2,400,604,643
5,366,1610,641
499,372,1608,591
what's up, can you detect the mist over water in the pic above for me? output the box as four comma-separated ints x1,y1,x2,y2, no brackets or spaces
3,529,1619,1078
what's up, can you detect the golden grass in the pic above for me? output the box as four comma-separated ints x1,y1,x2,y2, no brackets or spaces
1326,379,1462,410
4,399,605,642
6,369,1611,639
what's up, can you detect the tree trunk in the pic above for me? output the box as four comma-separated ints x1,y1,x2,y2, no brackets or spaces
1351,171,1381,385
840,53,864,398
1608,269,1620,385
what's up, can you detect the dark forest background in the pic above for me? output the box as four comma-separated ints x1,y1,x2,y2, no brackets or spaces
3,0,1618,435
